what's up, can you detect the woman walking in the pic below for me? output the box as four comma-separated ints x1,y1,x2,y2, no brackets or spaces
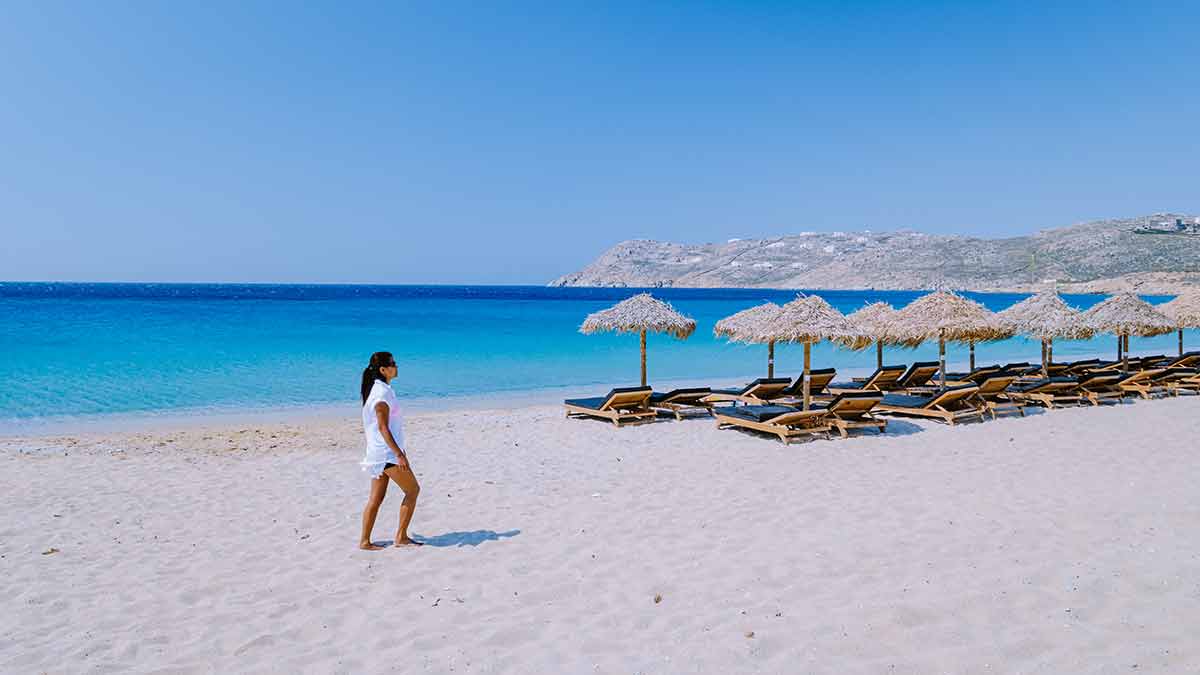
359,351,422,550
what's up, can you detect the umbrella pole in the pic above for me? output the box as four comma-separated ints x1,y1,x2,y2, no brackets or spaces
1048,340,1053,366
938,332,946,391
802,342,811,411
969,339,975,371
768,340,775,378
1181,328,1185,357
1121,333,1129,372
640,330,647,387
875,341,883,370
1041,340,1048,377
1123,334,1130,359
1116,335,1122,361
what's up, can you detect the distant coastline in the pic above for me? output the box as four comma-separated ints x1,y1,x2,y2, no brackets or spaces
550,213,1200,295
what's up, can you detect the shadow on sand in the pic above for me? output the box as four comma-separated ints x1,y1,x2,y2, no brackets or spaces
414,529,521,548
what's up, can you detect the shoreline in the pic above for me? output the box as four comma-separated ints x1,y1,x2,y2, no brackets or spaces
0,348,1137,438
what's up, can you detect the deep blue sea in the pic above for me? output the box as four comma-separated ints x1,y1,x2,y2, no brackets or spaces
0,283,1187,431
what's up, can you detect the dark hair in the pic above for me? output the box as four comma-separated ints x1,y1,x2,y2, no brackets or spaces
361,351,395,404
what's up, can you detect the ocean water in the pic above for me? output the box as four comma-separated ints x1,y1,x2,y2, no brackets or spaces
0,283,1187,431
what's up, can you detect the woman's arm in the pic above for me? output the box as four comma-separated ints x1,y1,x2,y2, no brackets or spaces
374,401,409,469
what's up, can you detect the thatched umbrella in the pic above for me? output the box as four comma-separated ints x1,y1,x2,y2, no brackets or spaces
888,290,1011,389
581,293,696,387
998,291,1094,376
846,302,900,370
714,302,783,377
1082,292,1174,369
1160,291,1200,356
755,294,864,410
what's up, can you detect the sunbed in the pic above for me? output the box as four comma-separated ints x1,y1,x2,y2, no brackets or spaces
811,392,888,437
1074,372,1128,405
1156,368,1200,395
942,364,1002,383
703,377,793,405
1005,377,1081,408
827,365,906,393
1063,359,1103,375
775,367,837,401
1043,362,1071,377
1114,368,1168,399
713,405,831,444
648,387,714,420
1158,352,1200,370
714,392,887,443
970,375,1024,419
564,387,656,426
894,361,942,390
875,384,984,425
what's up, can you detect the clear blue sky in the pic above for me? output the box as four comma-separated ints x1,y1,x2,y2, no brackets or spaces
2,2,1197,284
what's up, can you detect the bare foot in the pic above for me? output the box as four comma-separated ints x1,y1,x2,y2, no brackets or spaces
394,537,424,547
359,542,385,551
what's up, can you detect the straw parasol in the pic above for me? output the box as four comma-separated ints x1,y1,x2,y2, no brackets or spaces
887,290,1011,389
714,302,783,377
580,293,696,387
1160,291,1200,356
755,294,864,410
846,302,901,370
1082,292,1174,369
998,291,1094,376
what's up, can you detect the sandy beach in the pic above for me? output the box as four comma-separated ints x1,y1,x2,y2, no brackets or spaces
2,395,1198,674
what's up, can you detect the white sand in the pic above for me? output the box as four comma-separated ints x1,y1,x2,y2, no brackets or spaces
3,397,1199,673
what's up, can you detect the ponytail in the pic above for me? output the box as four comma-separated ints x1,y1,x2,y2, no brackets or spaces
360,351,395,403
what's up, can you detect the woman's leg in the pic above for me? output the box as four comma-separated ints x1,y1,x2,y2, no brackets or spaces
383,464,421,546
359,474,389,550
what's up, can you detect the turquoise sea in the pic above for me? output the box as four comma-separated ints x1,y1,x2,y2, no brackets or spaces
0,283,1187,432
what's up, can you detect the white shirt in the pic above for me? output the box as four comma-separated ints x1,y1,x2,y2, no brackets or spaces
361,379,406,477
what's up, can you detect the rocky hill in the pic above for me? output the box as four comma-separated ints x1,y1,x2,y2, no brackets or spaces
550,214,1200,294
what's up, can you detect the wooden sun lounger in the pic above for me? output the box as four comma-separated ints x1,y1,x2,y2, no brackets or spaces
810,392,888,437
1115,369,1168,399
649,387,715,420
1075,372,1128,406
970,375,1024,419
1043,362,1071,377
703,377,793,405
776,367,837,399
1006,377,1080,408
564,387,656,427
1160,352,1200,370
1063,359,1103,375
875,384,984,425
942,365,1003,384
894,361,942,390
1157,368,1200,395
714,405,831,444
829,365,906,393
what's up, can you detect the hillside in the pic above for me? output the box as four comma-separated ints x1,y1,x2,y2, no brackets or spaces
550,214,1200,294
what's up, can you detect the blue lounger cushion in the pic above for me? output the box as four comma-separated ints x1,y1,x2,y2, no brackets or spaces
710,377,792,396
1008,377,1075,393
719,405,806,423
649,387,711,403
879,384,976,409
